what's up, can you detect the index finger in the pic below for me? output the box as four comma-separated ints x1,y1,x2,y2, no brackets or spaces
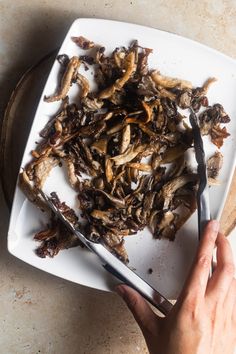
180,220,219,300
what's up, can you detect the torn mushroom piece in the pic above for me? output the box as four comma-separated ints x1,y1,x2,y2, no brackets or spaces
112,241,129,264
75,73,90,98
71,36,95,49
120,125,131,153
64,158,79,188
177,77,217,111
34,156,59,189
19,171,48,211
91,138,108,155
151,70,192,90
44,56,80,102
154,210,177,240
177,90,192,109
201,77,217,95
105,157,113,183
207,151,223,185
127,163,152,172
211,126,230,149
161,174,198,210
98,51,137,99
191,77,217,111
199,104,230,148
161,145,188,164
110,145,146,166
93,189,126,208
35,194,82,258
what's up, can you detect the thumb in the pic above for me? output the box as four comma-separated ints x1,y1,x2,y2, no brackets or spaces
116,284,159,335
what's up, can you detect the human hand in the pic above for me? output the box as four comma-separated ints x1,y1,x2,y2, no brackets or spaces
116,220,236,354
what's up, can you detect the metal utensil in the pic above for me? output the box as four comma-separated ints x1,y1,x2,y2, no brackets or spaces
189,109,213,276
39,190,173,316
189,109,211,239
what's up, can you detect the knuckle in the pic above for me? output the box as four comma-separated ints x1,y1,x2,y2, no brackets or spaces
218,234,231,249
196,254,212,269
206,231,217,245
127,294,139,310
216,286,227,297
182,294,198,314
222,262,235,276
181,300,200,324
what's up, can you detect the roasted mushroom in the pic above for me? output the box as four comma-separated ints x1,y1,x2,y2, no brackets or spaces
44,56,80,102
199,104,230,148
207,151,223,185
20,38,230,262
71,36,95,49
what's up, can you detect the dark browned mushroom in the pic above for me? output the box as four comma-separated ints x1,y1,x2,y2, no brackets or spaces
20,38,230,262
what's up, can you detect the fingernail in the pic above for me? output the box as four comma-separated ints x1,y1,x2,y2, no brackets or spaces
210,220,219,232
116,285,125,299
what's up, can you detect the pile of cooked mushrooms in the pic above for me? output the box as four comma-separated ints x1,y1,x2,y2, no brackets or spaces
20,37,230,262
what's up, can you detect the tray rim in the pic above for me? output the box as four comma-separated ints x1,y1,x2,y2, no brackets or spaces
0,49,57,209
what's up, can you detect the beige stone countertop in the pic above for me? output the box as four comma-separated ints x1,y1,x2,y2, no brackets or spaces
1,1,236,353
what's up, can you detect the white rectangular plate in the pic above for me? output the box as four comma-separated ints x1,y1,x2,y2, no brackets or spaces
8,18,236,298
